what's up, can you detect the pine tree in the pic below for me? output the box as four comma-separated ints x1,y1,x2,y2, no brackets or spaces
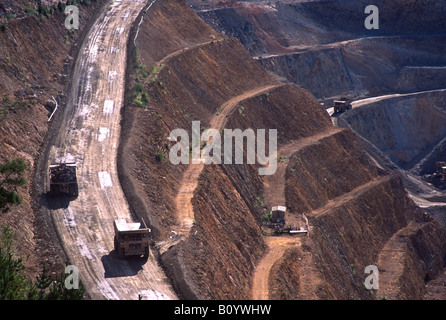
0,158,27,213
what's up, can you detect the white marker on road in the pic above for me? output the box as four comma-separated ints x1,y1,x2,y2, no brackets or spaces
97,127,110,142
108,70,118,81
122,10,130,20
98,171,113,188
103,100,114,114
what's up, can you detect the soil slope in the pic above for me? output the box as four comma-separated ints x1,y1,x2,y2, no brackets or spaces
0,0,107,279
120,0,446,300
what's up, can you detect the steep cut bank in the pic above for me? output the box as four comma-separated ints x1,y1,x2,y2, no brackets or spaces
192,1,446,99
121,0,276,299
192,0,446,56
0,0,107,278
190,0,446,299
259,36,446,99
122,0,446,299
165,83,334,299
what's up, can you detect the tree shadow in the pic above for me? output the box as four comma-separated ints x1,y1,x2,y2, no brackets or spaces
101,250,148,278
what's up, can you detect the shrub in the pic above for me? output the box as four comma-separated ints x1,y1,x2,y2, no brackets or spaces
155,151,166,163
0,158,26,213
0,225,85,300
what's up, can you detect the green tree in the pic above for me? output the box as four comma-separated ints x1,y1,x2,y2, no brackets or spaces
0,158,27,213
0,224,33,299
0,225,85,300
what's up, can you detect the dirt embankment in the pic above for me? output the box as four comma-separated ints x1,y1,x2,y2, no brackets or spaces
120,0,275,299
284,129,383,215
258,36,446,99
122,0,335,299
167,83,335,299
120,0,275,239
0,1,107,277
122,0,446,300
193,0,446,55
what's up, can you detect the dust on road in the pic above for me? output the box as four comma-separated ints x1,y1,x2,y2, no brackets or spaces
43,0,176,300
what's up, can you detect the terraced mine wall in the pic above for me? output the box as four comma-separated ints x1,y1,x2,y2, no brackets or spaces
165,83,335,299
194,1,446,99
259,36,446,99
338,91,446,170
122,0,446,299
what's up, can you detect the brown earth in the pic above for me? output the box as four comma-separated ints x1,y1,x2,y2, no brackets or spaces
120,0,276,241
118,0,446,300
173,83,280,236
1,0,444,301
0,0,107,279
253,237,301,300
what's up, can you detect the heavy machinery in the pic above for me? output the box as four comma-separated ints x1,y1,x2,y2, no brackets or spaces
435,162,446,182
333,98,352,114
267,206,308,235
49,162,78,197
113,219,151,258
271,205,286,225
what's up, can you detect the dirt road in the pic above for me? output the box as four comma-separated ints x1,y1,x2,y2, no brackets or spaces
251,237,300,300
310,175,393,218
42,0,176,300
253,126,392,299
264,126,344,209
350,88,446,109
174,84,281,235
252,128,344,300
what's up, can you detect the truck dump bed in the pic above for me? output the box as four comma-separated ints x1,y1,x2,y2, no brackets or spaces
49,162,78,197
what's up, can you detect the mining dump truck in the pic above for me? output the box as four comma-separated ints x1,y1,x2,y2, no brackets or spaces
333,99,352,114
114,219,151,258
49,162,78,197
435,162,446,182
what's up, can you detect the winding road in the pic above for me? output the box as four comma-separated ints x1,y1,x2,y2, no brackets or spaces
174,84,281,236
43,0,176,300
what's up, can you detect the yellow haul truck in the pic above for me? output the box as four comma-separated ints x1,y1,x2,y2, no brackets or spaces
113,219,151,258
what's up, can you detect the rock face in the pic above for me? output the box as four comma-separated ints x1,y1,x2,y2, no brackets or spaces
338,91,446,170
193,0,446,99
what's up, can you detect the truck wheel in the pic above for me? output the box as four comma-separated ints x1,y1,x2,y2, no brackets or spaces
144,247,149,259
49,185,59,197
114,236,118,252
